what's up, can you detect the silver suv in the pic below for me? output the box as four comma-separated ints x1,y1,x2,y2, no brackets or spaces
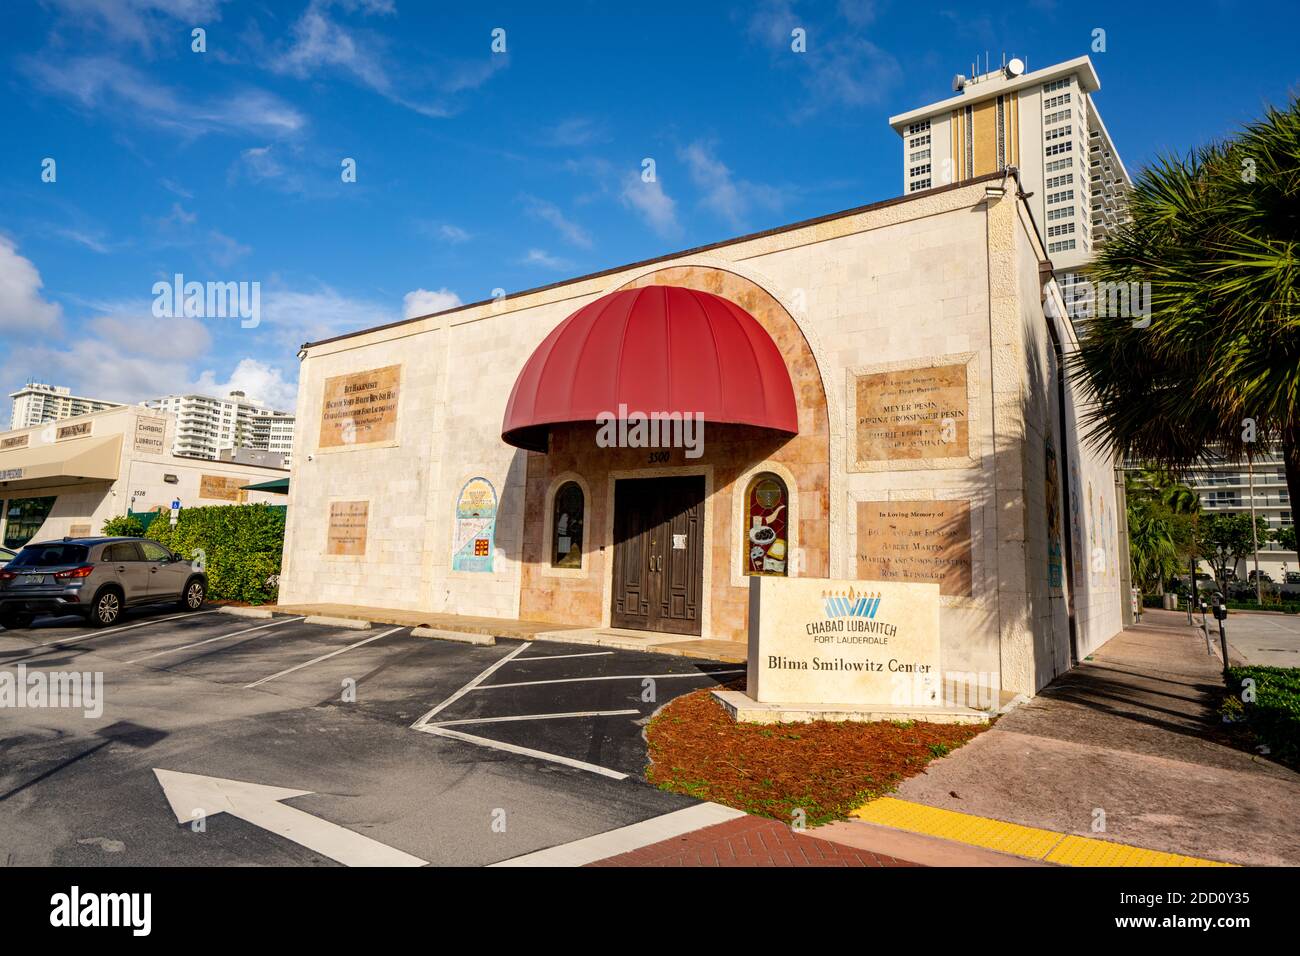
0,537,207,629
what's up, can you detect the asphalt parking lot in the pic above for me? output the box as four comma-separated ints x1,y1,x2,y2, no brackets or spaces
0,605,740,866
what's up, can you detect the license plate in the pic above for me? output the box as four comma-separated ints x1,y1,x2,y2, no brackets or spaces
21,574,45,585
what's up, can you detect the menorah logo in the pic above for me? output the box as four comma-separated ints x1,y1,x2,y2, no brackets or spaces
822,587,882,619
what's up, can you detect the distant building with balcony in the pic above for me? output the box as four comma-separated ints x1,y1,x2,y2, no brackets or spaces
1185,445,1297,582
141,391,295,464
8,382,122,430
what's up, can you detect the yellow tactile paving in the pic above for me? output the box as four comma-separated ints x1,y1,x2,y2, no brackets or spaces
1045,834,1231,868
850,797,1234,867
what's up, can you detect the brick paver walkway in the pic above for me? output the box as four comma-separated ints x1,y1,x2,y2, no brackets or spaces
586,815,923,867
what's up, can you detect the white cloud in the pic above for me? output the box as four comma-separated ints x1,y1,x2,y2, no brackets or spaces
0,236,63,334
620,173,682,240
438,224,471,243
257,286,399,348
208,230,252,267
680,141,783,229
521,249,571,270
191,358,298,412
23,55,307,138
543,117,607,148
40,0,230,52
524,196,593,249
403,287,462,319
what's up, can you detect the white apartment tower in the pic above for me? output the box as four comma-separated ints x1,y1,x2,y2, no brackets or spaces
8,382,122,430
889,55,1131,299
142,390,295,463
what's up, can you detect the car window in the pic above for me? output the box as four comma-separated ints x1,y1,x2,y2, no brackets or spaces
103,542,143,562
139,541,174,562
10,544,90,567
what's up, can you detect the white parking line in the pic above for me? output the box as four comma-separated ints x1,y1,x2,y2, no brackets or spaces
8,610,222,664
433,709,640,728
491,802,748,866
475,669,744,691
515,651,614,661
410,641,531,729
420,724,631,780
124,616,306,664
243,626,405,689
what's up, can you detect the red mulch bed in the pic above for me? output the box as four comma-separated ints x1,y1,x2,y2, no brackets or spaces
646,684,988,826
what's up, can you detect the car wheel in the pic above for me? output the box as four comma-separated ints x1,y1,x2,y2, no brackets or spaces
90,589,123,627
181,578,206,611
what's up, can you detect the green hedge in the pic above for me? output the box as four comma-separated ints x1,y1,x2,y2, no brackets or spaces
101,515,145,537
146,503,285,604
1226,666,1300,767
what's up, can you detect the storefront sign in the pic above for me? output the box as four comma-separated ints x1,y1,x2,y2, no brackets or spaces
856,500,973,597
133,416,168,455
452,477,497,572
199,474,246,502
327,501,369,556
1,434,29,451
318,365,401,449
56,421,93,441
853,363,969,464
0,468,23,481
747,576,941,706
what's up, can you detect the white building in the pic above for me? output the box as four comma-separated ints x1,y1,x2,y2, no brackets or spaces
142,391,295,463
889,55,1131,320
9,382,122,430
1187,446,1297,583
0,405,287,550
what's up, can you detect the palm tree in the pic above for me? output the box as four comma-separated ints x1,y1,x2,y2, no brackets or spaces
1125,468,1199,594
1070,97,1300,516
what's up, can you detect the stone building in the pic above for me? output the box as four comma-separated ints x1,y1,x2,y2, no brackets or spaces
278,172,1127,699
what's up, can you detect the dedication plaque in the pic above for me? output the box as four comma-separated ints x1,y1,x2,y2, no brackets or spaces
856,500,973,597
199,474,245,502
319,365,401,449
327,501,369,556
747,577,941,707
854,363,968,464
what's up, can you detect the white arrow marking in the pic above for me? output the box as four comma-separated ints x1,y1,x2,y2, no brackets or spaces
153,769,426,867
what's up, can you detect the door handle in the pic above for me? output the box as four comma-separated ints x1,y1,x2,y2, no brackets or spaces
116,566,126,572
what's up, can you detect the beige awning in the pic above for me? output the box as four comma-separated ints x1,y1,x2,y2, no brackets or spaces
0,434,123,489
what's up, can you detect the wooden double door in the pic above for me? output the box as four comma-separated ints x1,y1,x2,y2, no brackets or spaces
610,476,705,636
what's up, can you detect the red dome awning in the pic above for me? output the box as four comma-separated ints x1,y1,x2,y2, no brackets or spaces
502,285,799,452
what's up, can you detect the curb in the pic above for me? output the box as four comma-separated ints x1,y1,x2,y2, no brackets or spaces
304,615,372,630
217,606,274,620
411,626,495,646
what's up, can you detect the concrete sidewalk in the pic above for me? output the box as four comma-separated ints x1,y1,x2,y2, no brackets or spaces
857,610,1300,866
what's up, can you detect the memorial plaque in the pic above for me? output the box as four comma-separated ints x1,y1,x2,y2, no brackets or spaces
2,434,29,450
747,577,941,707
319,365,401,449
854,363,968,464
133,416,168,455
69,524,92,538
856,499,973,597
200,474,246,502
327,501,369,556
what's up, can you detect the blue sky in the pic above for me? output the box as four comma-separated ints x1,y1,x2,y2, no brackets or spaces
1,0,1296,412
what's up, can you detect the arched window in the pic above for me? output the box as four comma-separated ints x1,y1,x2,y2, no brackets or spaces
552,482,584,568
744,474,788,576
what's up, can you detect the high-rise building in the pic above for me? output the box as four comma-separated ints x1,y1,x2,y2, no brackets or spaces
889,54,1131,320
8,382,122,429
142,390,295,463
1184,445,1297,583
